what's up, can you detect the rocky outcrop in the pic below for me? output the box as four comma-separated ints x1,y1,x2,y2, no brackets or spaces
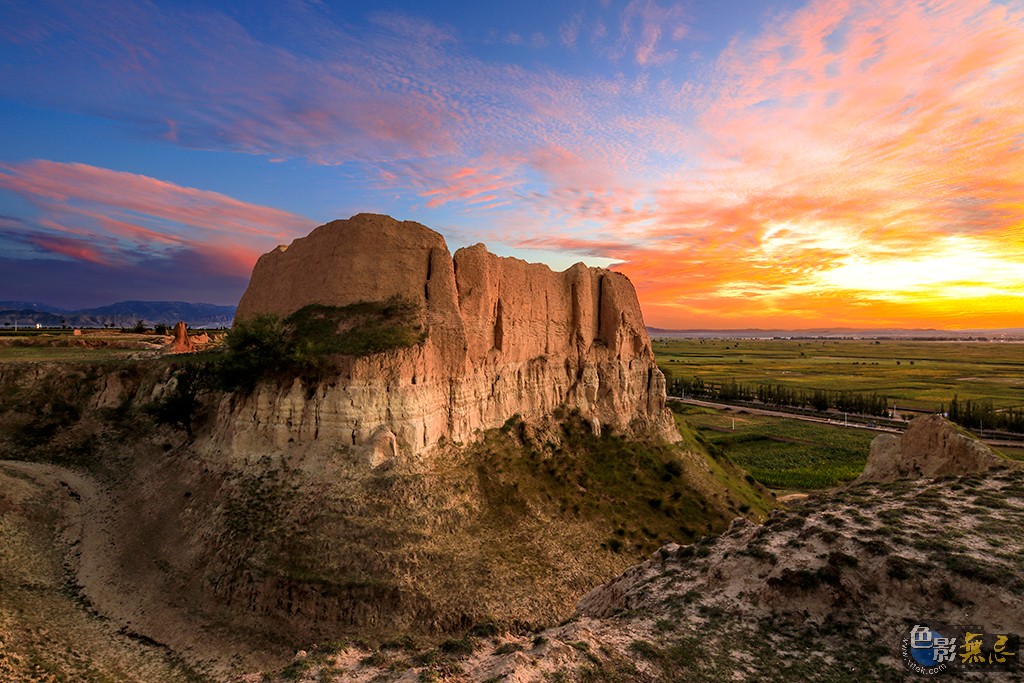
166,321,193,353
227,214,675,459
858,414,1014,482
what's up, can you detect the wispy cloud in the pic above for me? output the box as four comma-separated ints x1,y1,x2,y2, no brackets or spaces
617,0,690,66
0,160,311,303
560,12,584,49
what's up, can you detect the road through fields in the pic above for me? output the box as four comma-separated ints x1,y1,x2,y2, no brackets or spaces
670,397,1024,449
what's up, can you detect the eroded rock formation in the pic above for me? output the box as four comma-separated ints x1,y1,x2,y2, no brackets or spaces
167,321,193,353
858,414,1014,482
227,213,675,460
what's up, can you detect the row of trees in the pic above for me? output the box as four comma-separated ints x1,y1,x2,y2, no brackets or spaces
945,396,1024,434
669,376,891,417
668,375,1024,435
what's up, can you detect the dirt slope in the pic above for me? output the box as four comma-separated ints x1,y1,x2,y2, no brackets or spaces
274,466,1024,682
0,461,204,682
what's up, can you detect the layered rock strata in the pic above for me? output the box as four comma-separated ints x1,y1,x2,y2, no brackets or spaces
226,213,675,460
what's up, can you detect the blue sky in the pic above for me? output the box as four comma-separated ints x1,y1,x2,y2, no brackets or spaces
1,0,1023,328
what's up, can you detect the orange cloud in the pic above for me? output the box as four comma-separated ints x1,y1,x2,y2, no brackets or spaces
593,0,1024,328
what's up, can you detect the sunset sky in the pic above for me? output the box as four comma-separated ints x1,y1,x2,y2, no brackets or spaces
1,0,1022,329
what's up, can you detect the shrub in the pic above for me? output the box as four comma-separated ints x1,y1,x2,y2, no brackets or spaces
146,365,204,436
493,642,524,655
218,314,289,391
627,640,661,661
886,556,917,580
217,297,425,391
438,637,474,657
468,620,500,638
654,618,676,632
380,635,416,651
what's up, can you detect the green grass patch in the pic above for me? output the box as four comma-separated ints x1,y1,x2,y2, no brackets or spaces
679,408,873,490
218,297,425,390
471,412,772,563
998,446,1024,462
0,346,137,362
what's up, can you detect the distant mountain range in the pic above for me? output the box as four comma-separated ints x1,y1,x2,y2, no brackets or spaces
0,301,236,329
648,327,1024,339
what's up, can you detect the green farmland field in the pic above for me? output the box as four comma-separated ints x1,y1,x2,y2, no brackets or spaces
0,346,138,362
676,404,876,490
659,338,1024,491
654,338,1024,412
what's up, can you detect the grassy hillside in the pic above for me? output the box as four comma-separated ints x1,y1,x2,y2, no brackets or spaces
297,466,1024,682
190,411,772,647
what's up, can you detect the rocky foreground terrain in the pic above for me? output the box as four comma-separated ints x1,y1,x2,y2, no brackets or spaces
242,420,1023,682
7,420,1014,683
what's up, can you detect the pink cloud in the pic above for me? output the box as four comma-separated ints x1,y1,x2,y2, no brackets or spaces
618,0,690,66
560,13,583,49
29,235,111,265
0,160,310,277
418,161,524,209
0,161,307,240
513,235,635,259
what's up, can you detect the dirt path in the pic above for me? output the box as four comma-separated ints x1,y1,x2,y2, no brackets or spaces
0,459,204,682
671,396,904,433
0,458,296,682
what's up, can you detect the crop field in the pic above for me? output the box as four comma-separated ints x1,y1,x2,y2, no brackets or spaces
654,338,1024,412
0,332,167,363
677,404,876,490
0,346,140,362
0,329,73,337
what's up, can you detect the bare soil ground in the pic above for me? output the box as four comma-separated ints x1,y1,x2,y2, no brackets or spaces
0,461,203,682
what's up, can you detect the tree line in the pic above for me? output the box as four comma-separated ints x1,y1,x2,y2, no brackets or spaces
668,375,890,417
945,396,1024,434
667,374,1024,435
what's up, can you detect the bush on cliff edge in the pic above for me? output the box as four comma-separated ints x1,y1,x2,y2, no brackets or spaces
218,297,425,391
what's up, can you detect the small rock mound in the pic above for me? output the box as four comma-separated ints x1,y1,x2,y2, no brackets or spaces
165,321,193,353
163,321,211,354
858,414,1013,482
